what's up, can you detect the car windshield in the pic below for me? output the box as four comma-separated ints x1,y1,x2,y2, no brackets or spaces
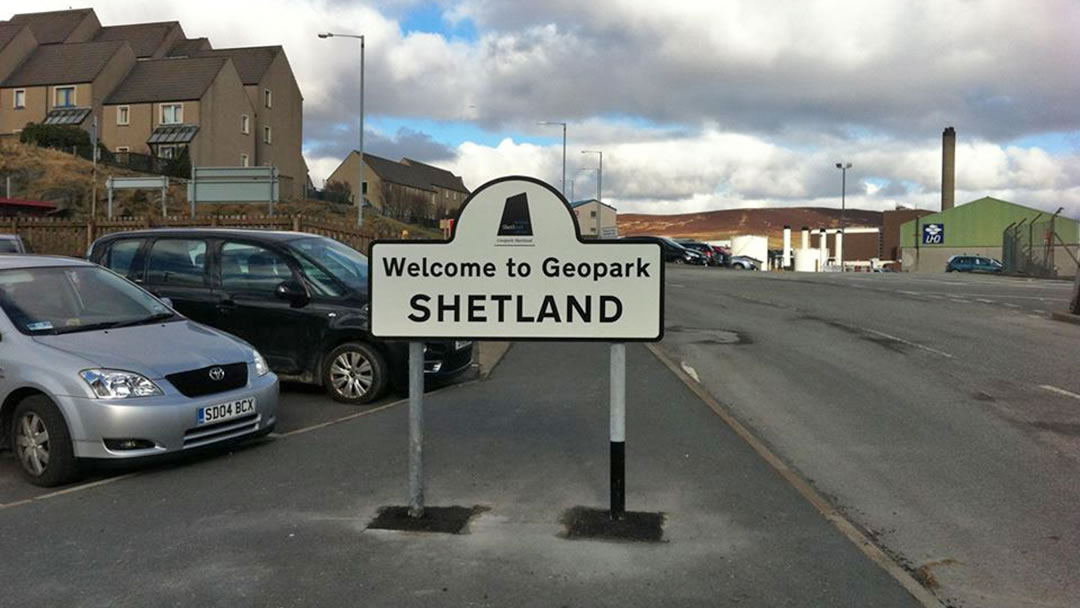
0,266,174,335
0,239,20,253
659,237,688,250
288,236,369,292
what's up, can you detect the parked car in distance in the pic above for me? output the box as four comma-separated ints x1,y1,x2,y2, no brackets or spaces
0,234,27,253
0,255,277,486
945,255,1003,273
710,245,731,266
621,235,705,265
676,240,722,266
729,255,761,270
88,229,474,405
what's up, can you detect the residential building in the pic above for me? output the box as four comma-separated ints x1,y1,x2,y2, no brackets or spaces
0,8,307,197
197,46,304,197
326,152,471,222
401,157,470,217
570,199,618,239
8,8,100,45
102,56,254,168
0,40,135,134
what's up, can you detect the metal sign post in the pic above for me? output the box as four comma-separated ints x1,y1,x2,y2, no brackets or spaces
369,176,663,520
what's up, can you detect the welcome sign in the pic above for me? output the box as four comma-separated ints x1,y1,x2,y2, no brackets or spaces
369,176,663,341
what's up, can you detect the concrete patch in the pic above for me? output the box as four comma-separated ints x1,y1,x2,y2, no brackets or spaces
367,505,487,534
561,506,665,543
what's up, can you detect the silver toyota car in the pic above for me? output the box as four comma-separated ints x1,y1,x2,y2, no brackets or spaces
0,255,278,486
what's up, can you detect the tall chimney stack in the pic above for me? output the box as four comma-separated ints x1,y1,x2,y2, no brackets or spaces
942,126,956,211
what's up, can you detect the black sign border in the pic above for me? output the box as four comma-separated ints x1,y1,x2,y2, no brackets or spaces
368,175,665,343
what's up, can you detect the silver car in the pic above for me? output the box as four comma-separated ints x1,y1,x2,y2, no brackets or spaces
0,255,278,486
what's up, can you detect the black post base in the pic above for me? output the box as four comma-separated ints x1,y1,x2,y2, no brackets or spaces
610,440,625,520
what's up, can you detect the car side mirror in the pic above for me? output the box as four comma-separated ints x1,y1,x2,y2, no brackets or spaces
276,279,310,307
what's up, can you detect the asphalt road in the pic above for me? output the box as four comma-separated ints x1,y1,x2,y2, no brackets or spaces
0,341,922,607
663,267,1080,608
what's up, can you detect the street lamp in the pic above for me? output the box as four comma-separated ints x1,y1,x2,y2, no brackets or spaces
835,161,852,266
581,150,603,238
538,121,567,197
319,31,365,228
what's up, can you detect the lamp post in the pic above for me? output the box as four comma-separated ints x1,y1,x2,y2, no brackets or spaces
582,150,603,238
538,121,567,197
319,32,365,228
835,162,851,266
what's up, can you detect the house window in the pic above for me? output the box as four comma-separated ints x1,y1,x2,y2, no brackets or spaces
263,126,272,144
116,105,129,125
158,144,178,159
13,89,25,109
54,86,75,108
361,181,367,195
264,89,272,108
240,153,249,167
590,211,597,217
160,103,183,124
241,114,250,134
116,146,130,153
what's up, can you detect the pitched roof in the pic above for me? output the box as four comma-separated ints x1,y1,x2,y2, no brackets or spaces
362,153,436,192
2,40,127,87
167,37,211,57
401,158,469,193
94,21,180,58
9,9,95,45
0,23,31,50
198,46,280,84
105,56,228,104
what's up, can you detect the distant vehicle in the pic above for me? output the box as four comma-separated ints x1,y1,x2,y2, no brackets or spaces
945,255,1003,273
0,255,278,486
0,234,27,254
710,245,731,266
676,240,722,266
621,235,706,265
729,255,761,270
88,229,474,405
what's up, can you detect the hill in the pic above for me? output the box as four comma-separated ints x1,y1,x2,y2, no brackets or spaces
617,207,883,247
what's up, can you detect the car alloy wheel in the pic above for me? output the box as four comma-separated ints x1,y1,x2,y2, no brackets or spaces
10,395,77,486
324,342,388,405
16,412,49,476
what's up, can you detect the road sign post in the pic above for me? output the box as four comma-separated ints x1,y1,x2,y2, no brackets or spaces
370,176,663,520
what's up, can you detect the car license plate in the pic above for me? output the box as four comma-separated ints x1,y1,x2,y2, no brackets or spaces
455,340,472,350
197,397,256,426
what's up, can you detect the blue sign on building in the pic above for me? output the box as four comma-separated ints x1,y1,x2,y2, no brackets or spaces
922,223,944,244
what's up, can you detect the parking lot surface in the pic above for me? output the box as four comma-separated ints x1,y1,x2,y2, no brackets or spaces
664,267,1080,608
0,341,921,607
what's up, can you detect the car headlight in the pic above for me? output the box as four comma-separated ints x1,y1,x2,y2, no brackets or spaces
253,350,270,377
80,369,163,399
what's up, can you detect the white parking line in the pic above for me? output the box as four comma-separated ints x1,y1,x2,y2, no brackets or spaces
1003,303,1020,308
949,298,971,304
1040,385,1080,401
1034,309,1047,314
896,290,922,296
861,328,954,358
277,398,407,438
975,298,995,304
0,472,140,510
680,361,700,383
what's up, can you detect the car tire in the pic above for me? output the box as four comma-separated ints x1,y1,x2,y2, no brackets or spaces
324,342,388,405
11,395,78,487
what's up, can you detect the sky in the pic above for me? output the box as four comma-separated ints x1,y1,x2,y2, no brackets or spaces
9,0,1080,216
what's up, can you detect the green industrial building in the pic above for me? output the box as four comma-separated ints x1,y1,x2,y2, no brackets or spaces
899,197,1080,275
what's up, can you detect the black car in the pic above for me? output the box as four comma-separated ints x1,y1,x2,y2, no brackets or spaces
676,240,722,266
88,229,473,404
620,235,706,265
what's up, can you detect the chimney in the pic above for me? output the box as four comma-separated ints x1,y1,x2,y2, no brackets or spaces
942,126,956,211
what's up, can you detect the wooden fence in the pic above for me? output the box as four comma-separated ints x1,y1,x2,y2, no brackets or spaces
2,214,380,257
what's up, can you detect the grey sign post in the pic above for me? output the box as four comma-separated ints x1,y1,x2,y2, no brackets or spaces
106,175,170,219
187,166,279,217
369,176,663,520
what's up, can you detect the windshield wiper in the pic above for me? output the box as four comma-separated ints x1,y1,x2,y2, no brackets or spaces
50,321,122,335
109,311,176,328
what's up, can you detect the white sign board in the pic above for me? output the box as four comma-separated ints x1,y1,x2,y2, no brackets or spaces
107,176,169,190
187,166,278,203
370,176,663,341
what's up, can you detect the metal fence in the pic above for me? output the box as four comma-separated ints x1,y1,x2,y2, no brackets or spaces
2,214,381,258
1002,217,1079,278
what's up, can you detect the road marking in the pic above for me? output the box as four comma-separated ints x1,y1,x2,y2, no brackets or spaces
669,283,688,288
1040,385,1080,401
680,361,700,383
645,343,945,608
897,290,922,296
0,472,140,510
861,328,954,358
277,398,408,438
922,294,944,300
949,298,970,304
1034,309,1047,314
1003,303,1020,308
975,298,995,304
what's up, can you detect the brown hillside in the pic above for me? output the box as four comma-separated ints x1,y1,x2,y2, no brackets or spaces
618,207,883,247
